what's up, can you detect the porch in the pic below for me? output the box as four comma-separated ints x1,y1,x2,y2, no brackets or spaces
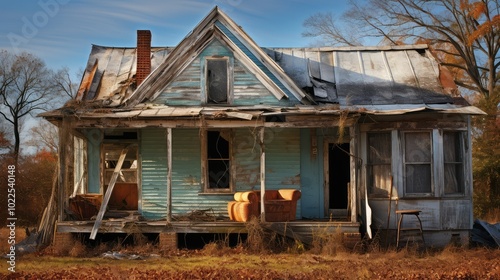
55,215,361,246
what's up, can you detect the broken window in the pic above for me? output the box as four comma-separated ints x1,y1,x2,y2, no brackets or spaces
103,144,138,185
443,132,464,194
102,141,138,210
367,132,392,197
206,58,228,104
205,130,231,192
403,132,432,194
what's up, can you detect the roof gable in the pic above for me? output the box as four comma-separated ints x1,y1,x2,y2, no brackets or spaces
123,7,311,107
153,39,287,106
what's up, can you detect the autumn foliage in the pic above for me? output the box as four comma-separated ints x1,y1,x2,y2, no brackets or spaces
0,149,57,226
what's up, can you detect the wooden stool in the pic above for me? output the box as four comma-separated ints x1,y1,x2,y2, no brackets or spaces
395,210,425,247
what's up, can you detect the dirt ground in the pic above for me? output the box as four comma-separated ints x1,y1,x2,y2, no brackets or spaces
1,245,499,279
1,228,500,279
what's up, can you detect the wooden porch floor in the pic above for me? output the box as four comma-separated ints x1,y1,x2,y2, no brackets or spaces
56,218,360,245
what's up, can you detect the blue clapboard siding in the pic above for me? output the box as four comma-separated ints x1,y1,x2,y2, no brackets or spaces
171,129,229,216
234,128,261,190
265,128,302,218
154,58,202,106
300,128,324,218
215,20,299,104
140,128,168,219
233,59,283,106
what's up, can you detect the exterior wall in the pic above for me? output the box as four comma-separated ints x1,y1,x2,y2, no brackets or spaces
140,128,168,219
361,116,473,245
170,129,230,216
265,128,302,218
135,128,303,219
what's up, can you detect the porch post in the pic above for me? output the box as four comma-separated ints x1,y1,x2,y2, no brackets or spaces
167,128,172,223
259,127,266,222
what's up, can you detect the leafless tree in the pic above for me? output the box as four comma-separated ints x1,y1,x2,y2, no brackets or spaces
303,0,500,99
26,119,59,154
0,50,63,162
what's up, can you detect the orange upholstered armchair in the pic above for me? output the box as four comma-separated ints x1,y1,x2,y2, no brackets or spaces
227,189,301,222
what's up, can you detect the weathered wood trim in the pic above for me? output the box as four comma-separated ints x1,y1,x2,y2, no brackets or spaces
466,116,473,228
259,127,266,222
360,121,468,132
323,140,329,218
167,128,172,223
433,129,444,197
350,126,357,222
391,130,402,199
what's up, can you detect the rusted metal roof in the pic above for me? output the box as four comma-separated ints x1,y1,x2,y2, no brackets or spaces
264,46,455,105
78,44,455,107
77,45,172,103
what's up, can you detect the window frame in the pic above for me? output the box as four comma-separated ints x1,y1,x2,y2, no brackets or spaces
442,131,465,196
201,129,234,194
366,132,392,198
402,130,434,197
204,56,232,105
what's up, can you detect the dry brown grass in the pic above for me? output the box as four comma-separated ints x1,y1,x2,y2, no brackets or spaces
0,227,27,254
483,208,500,224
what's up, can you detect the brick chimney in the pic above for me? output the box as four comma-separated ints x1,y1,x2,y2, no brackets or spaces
136,30,151,86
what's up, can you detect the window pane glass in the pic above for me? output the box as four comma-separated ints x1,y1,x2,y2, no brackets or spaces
206,130,231,190
405,164,431,193
367,132,392,196
368,133,391,164
444,132,464,194
207,131,229,159
208,160,230,188
207,59,228,103
404,132,431,162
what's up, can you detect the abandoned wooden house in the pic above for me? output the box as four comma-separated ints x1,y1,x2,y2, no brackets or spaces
41,7,485,248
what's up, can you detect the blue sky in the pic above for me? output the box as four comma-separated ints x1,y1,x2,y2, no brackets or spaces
0,0,349,77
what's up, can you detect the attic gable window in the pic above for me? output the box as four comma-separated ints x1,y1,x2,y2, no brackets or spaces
206,57,230,104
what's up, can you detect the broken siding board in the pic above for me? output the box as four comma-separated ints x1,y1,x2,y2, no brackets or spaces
319,51,335,83
141,128,168,219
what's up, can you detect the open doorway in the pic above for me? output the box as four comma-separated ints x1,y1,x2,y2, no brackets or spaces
326,143,350,219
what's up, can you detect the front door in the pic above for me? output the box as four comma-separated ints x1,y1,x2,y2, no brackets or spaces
325,143,350,219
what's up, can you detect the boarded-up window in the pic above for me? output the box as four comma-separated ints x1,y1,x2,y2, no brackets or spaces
404,132,432,194
367,132,392,197
444,132,464,194
206,130,231,190
206,59,228,104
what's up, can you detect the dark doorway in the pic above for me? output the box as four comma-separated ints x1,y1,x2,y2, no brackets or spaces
328,143,350,214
